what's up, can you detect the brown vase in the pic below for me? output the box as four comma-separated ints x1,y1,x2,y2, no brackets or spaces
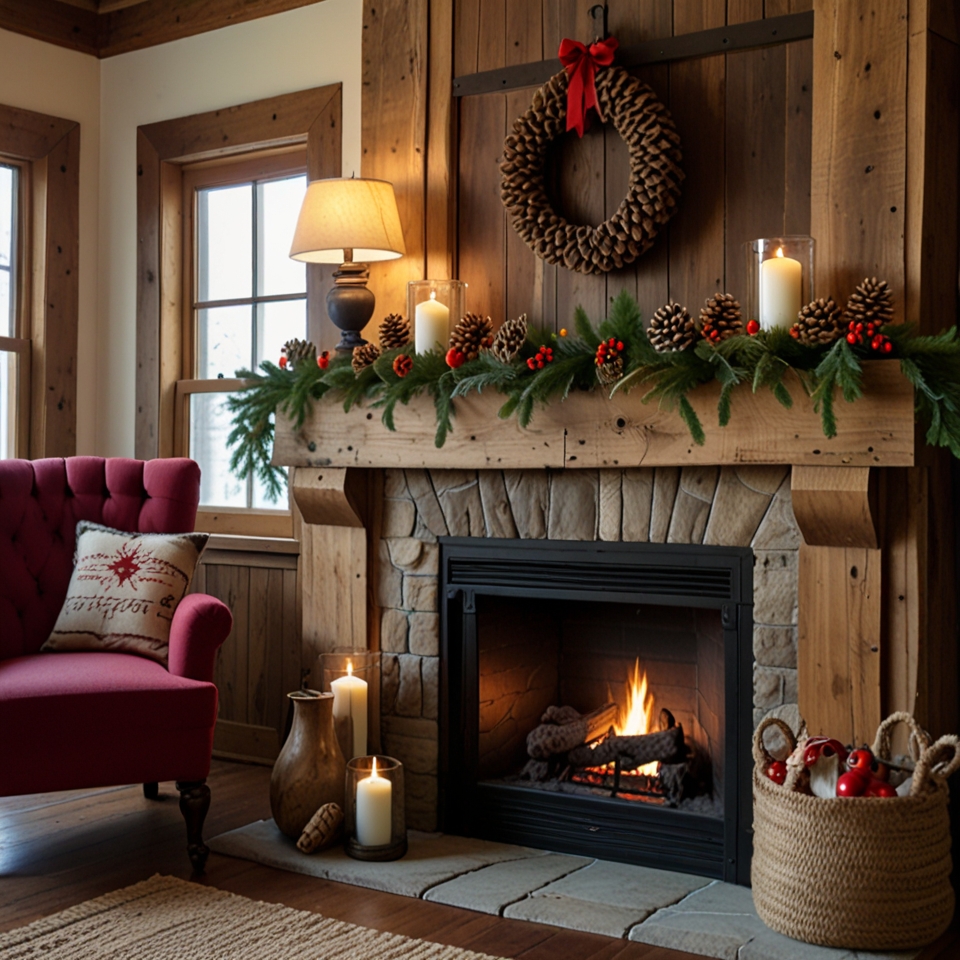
270,690,346,839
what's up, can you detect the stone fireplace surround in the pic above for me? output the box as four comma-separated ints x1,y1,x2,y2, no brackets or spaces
377,465,801,831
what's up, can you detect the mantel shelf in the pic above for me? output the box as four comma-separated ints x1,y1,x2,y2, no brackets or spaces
272,360,915,472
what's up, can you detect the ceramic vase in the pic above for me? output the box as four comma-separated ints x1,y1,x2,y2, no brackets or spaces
270,690,346,839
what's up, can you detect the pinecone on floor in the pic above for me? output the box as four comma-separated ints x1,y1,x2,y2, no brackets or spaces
699,293,743,343
648,301,698,352
790,298,843,346
351,342,380,373
844,277,894,328
282,338,317,369
449,312,494,362
379,313,411,351
491,314,529,363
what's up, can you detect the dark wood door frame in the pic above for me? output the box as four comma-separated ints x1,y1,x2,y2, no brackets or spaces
135,83,342,461
0,102,81,459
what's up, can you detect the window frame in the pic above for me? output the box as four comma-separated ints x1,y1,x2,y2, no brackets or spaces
136,85,342,537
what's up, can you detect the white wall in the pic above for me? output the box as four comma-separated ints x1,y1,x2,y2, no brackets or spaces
0,29,100,455
98,0,362,456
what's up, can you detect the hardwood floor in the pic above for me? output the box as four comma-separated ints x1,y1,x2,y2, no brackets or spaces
1,760,957,959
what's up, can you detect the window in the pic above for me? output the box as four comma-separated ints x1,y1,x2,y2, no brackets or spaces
175,151,308,533
0,161,28,460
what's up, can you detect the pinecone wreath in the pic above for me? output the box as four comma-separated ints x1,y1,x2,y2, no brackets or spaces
491,314,529,363
352,342,380,374
595,337,625,386
379,313,411,350
844,277,894,328
282,338,316,369
449,313,494,362
648,301,698,352
790,298,843,346
700,293,743,343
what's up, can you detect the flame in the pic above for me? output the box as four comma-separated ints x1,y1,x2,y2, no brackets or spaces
371,756,379,778
614,659,658,776
775,246,784,258
347,660,353,676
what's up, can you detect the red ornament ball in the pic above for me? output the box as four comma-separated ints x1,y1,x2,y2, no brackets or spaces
836,770,869,797
317,351,330,370
445,348,465,369
765,760,787,785
279,355,288,368
864,779,897,798
847,747,874,777
393,354,413,378
746,319,760,336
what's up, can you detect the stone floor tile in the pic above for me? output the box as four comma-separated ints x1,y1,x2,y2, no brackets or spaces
424,853,592,915
738,927,918,960
504,894,650,938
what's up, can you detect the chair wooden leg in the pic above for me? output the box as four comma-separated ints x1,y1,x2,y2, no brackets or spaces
176,780,211,872
143,782,159,800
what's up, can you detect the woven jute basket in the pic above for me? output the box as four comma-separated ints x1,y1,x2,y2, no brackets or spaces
752,712,960,950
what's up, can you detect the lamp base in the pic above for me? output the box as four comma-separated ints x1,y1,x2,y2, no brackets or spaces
327,262,375,353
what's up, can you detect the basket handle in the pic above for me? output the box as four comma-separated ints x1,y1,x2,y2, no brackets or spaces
752,716,797,768
872,711,931,763
910,735,960,796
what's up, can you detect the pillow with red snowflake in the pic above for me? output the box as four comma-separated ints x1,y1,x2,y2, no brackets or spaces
42,521,209,665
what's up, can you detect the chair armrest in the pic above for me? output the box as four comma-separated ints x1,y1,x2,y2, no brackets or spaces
168,593,232,682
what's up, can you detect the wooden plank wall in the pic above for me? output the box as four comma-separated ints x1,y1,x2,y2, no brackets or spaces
455,0,814,333
191,548,301,764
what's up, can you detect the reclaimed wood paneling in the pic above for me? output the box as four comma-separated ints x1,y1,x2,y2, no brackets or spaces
455,0,813,332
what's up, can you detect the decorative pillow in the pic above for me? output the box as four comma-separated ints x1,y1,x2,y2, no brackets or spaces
42,521,208,665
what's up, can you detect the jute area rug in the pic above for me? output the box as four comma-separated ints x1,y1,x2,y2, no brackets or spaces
0,875,504,960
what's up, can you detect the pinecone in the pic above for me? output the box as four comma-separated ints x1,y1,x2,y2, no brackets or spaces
282,338,316,369
351,342,380,374
790,298,843,346
648,301,698,352
699,293,743,343
596,354,624,386
379,313,410,350
491,314,529,363
844,277,893,328
449,312,494,362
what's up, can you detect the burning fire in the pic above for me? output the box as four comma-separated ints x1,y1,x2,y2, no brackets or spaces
614,659,658,776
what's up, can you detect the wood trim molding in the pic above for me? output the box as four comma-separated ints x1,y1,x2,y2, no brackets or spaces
135,84,341,461
0,0,323,59
0,101,80,458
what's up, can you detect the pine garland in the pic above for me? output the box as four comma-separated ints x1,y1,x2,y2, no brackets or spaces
226,291,960,500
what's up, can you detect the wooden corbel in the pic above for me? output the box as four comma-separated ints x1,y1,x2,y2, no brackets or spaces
291,467,368,528
791,466,878,549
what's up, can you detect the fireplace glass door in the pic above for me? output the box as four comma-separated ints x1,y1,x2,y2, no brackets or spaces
440,538,754,884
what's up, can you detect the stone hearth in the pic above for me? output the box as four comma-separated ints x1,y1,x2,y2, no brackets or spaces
377,465,802,830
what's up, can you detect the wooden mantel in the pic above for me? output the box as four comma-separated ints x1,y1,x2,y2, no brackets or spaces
274,361,915,472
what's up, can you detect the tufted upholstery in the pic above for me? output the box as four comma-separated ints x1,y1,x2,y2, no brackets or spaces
0,457,200,660
0,457,231,804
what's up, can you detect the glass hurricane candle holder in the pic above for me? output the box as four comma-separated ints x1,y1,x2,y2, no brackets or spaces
743,236,815,331
407,280,466,354
315,651,381,759
345,755,407,861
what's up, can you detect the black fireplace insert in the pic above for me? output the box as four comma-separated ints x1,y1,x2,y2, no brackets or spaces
439,537,754,884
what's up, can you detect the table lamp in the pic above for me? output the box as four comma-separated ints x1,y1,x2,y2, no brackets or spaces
290,178,405,351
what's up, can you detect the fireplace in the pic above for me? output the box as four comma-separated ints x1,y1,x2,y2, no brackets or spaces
439,537,754,884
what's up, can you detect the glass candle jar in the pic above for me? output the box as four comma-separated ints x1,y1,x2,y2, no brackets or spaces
407,280,466,354
743,237,815,331
315,651,381,759
345,755,407,861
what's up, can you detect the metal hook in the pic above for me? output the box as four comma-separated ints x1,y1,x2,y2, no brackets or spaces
589,3,609,42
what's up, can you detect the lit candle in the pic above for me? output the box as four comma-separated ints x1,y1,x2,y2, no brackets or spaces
414,291,450,354
760,247,803,330
330,661,368,760
355,757,392,847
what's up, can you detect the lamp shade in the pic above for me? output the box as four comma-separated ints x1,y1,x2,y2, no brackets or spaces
289,177,405,264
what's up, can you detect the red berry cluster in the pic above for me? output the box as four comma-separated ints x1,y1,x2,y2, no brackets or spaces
445,348,465,369
527,345,554,370
846,320,893,354
317,350,330,370
746,320,761,336
279,355,288,369
393,354,413,378
595,337,624,367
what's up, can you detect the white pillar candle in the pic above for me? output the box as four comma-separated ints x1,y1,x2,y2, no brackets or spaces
330,661,368,760
414,292,450,354
356,757,393,847
760,247,803,330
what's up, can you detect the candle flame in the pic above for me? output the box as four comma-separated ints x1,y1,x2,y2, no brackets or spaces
429,291,437,301
346,660,353,676
371,756,378,778
775,246,784,258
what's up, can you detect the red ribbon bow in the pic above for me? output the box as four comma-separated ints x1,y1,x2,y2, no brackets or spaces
558,36,619,137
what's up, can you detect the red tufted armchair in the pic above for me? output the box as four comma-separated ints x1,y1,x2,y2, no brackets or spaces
0,457,232,870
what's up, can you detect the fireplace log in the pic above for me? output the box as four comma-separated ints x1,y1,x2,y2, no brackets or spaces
567,726,686,770
526,703,618,760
